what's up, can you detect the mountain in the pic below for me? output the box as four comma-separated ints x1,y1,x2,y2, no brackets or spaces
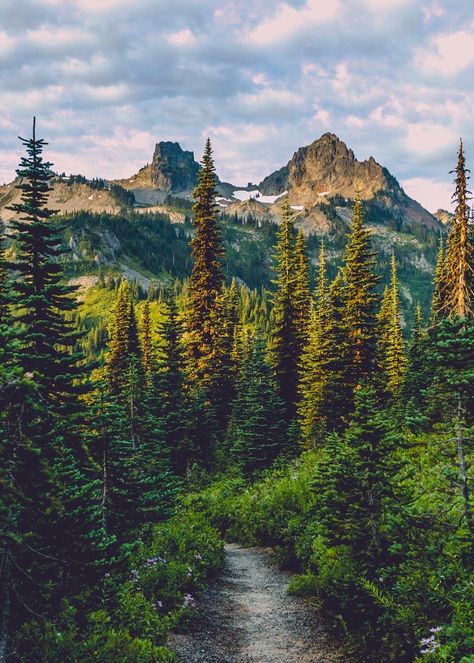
257,133,439,230
115,141,201,205
0,133,444,328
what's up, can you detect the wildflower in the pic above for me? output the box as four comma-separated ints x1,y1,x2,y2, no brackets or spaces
420,634,440,655
183,593,196,608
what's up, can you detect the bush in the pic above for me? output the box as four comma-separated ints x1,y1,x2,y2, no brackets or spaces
11,508,224,662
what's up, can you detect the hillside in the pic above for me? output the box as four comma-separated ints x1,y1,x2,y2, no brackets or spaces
0,133,443,327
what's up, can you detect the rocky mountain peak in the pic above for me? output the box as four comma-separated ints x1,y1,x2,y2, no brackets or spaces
150,141,200,193
259,132,387,203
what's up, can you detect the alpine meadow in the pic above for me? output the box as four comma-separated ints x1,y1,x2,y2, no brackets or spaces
1,2,474,662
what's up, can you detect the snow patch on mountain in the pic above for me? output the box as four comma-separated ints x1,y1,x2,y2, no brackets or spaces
233,189,287,204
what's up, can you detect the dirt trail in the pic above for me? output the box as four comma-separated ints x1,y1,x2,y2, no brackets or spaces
169,543,341,663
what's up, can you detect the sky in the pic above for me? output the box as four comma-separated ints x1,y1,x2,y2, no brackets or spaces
0,0,473,212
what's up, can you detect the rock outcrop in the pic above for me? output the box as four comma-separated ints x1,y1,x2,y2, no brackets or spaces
149,141,200,192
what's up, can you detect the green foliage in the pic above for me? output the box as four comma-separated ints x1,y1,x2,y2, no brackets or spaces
11,507,223,662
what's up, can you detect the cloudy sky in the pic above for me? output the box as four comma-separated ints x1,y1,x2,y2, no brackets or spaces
0,0,473,211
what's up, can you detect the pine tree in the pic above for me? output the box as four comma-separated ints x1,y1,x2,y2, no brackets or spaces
7,120,85,408
229,333,285,475
155,294,191,474
293,230,311,350
426,141,474,538
342,192,381,390
430,237,445,321
140,300,153,388
312,387,399,573
106,280,143,391
186,138,225,385
1,120,109,659
320,271,354,432
377,255,407,398
298,241,331,446
437,139,474,319
270,200,300,421
403,303,429,412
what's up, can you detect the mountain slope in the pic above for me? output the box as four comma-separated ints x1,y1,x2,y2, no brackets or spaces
0,133,443,328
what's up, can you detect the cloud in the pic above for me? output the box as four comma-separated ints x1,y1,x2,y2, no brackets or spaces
415,28,474,76
166,29,196,47
402,176,455,213
0,0,471,209
245,0,341,46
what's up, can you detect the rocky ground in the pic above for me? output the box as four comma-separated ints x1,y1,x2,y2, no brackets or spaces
169,543,342,663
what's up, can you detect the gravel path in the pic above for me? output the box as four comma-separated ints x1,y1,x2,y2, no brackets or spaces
169,543,341,663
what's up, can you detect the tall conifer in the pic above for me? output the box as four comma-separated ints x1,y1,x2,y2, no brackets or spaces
293,230,311,349
377,256,407,397
298,242,330,446
438,139,474,319
186,138,225,384
270,200,300,420
342,192,380,390
430,237,445,321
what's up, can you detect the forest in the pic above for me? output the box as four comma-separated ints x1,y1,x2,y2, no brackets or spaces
0,126,473,663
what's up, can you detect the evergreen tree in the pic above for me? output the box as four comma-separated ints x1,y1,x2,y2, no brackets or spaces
430,237,445,321
269,200,300,421
155,294,191,474
312,387,399,572
140,300,153,388
320,272,354,432
7,120,84,410
106,280,134,393
1,120,108,660
229,333,285,475
298,241,330,446
426,317,474,536
377,255,407,398
342,192,380,390
403,303,429,412
426,141,474,538
186,138,225,385
293,230,311,349
437,139,474,319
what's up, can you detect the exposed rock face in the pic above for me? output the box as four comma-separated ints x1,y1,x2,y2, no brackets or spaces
150,141,200,193
258,132,439,230
259,133,386,200
434,208,454,225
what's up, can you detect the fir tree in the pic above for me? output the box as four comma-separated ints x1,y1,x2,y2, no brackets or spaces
377,255,407,398
342,192,381,390
140,300,153,388
229,333,285,474
298,241,330,446
293,230,311,350
155,294,191,474
312,387,399,572
186,138,225,385
106,280,143,393
1,120,109,659
430,237,445,321
320,271,354,432
269,200,300,421
438,139,474,319
7,118,84,412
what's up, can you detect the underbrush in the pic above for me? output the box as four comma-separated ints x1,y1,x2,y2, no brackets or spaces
189,441,474,663
12,508,224,662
